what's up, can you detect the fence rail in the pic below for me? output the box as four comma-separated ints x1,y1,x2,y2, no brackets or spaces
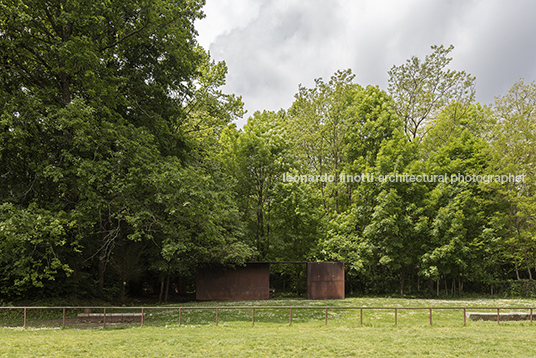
1,306,534,328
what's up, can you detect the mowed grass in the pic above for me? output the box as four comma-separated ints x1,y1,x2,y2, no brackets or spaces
1,297,536,357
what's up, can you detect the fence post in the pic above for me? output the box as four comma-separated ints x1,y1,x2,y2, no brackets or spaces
394,308,397,325
289,308,292,325
497,308,500,325
429,308,432,326
360,308,363,326
141,308,144,327
23,308,27,328
103,308,106,328
179,308,182,326
252,308,255,326
216,308,219,326
463,308,466,326
63,307,66,328
531,308,533,324
325,308,328,325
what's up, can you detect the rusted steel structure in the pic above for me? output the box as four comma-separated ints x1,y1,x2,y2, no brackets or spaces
196,261,345,301
307,262,345,300
196,263,270,301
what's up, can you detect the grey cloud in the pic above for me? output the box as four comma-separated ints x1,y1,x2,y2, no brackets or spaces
202,0,536,125
454,0,536,103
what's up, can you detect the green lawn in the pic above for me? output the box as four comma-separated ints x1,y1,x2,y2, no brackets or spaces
1,297,536,357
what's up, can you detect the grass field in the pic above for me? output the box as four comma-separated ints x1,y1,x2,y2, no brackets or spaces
1,297,536,357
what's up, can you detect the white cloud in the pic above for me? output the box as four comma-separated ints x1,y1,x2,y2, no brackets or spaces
197,0,536,126
196,0,262,48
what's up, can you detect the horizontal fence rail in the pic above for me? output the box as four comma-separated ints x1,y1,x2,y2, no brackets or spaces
0,306,534,328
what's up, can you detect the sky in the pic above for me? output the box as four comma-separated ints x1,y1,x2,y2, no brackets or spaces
195,0,536,127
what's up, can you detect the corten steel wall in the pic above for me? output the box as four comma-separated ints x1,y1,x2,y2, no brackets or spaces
307,262,345,299
196,263,270,301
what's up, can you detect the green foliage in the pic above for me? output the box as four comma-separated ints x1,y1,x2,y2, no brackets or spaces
344,85,402,167
1,1,534,300
388,45,475,141
287,69,357,213
486,79,536,281
149,161,254,275
218,111,293,260
268,180,323,262
0,203,74,296
0,0,252,300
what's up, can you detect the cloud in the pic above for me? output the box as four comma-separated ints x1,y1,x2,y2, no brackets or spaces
198,0,536,125
196,0,263,46
452,0,536,102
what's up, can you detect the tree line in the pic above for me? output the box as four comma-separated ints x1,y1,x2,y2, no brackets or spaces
1,1,535,301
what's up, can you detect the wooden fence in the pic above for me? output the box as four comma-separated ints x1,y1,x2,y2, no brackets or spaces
0,306,533,328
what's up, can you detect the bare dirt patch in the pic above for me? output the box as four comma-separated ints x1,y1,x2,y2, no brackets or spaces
3,317,156,329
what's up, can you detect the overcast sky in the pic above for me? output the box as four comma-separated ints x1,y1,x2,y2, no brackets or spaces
195,0,536,127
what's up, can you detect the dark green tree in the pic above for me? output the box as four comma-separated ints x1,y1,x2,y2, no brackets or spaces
218,111,292,260
0,0,251,300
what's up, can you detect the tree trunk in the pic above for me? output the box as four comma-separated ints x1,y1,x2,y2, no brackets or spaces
164,274,171,303
334,133,340,213
400,271,405,295
510,202,521,280
177,278,187,295
256,185,265,259
522,238,533,280
158,279,164,304
532,251,536,278
320,181,327,211
98,257,105,297
60,23,73,106
296,268,300,296
60,72,71,105
513,246,521,280
121,281,126,303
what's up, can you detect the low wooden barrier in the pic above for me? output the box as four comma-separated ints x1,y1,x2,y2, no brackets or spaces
0,306,534,328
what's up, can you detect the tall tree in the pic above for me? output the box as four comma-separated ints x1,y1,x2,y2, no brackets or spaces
318,130,428,295
288,69,359,212
362,132,428,295
218,111,292,260
420,127,492,295
268,180,323,262
488,79,536,280
0,0,252,299
388,45,475,141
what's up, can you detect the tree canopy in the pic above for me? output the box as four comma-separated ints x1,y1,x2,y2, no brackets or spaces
1,1,534,302
0,0,252,301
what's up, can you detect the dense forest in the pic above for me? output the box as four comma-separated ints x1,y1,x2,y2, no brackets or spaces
1,1,535,302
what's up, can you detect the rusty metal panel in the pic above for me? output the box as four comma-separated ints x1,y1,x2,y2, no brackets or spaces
307,262,344,300
196,263,270,301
